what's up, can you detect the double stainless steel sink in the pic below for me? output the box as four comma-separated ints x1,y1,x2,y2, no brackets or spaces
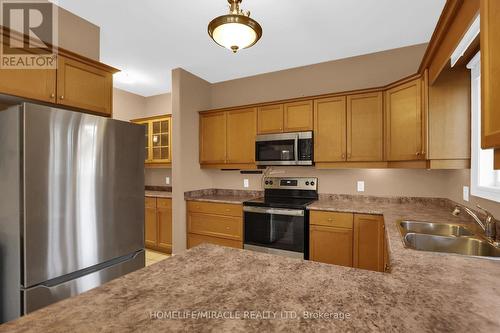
398,221,500,259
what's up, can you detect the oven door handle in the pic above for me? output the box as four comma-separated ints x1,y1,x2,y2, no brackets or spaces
243,206,305,217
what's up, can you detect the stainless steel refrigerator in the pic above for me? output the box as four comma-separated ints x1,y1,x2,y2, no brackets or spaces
0,103,146,323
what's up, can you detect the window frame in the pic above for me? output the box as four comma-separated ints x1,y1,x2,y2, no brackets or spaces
469,52,500,202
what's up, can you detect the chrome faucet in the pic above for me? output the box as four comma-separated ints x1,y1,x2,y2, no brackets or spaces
452,205,497,243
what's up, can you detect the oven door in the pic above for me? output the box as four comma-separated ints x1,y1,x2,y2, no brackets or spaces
255,133,298,165
243,206,306,259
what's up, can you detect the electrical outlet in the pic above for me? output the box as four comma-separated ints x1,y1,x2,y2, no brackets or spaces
165,177,170,185
357,181,365,192
463,186,469,202
243,179,249,188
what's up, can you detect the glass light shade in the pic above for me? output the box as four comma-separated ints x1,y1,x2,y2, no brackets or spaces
208,14,262,53
212,22,257,51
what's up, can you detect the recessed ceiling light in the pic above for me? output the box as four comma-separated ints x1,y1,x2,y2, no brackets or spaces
208,0,262,53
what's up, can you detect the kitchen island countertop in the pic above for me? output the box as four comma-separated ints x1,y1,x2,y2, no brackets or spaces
2,197,500,332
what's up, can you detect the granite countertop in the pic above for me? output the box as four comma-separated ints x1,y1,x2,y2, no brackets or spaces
3,196,500,332
184,189,263,204
145,186,172,199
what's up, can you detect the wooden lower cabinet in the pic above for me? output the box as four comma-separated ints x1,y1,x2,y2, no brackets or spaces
309,210,386,272
310,225,353,267
186,201,243,249
188,234,242,249
144,197,172,254
353,214,385,272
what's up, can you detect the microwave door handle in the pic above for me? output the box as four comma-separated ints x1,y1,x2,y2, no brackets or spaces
294,135,299,164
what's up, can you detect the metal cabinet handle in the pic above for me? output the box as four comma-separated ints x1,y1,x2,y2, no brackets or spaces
60,95,65,100
341,153,346,159
416,152,421,156
50,93,55,98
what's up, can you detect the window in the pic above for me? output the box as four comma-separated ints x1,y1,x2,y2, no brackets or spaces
469,52,500,202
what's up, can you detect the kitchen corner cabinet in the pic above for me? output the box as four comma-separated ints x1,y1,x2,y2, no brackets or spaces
0,53,117,116
145,197,172,254
310,211,386,272
257,101,313,134
57,55,113,116
385,78,424,161
132,115,172,166
353,214,385,272
481,0,500,149
199,108,257,168
186,201,243,249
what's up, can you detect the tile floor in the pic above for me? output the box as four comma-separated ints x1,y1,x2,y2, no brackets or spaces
145,249,170,266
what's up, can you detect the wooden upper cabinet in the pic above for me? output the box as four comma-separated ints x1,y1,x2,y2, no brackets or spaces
257,104,284,134
200,111,227,164
57,55,113,116
132,115,172,165
353,214,385,272
283,100,313,132
481,0,500,148
347,92,383,161
385,79,423,161
226,108,257,164
314,97,347,162
0,67,56,103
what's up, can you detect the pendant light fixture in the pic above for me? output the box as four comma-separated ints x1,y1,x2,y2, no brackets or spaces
208,0,262,53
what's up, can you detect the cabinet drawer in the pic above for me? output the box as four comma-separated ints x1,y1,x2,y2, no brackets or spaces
188,233,242,249
187,201,242,217
310,211,353,228
145,197,156,209
188,212,242,240
157,198,172,209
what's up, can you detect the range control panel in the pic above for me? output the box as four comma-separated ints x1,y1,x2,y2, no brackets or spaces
263,177,318,191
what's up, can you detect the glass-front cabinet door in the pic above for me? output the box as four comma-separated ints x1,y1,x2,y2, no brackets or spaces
132,115,172,165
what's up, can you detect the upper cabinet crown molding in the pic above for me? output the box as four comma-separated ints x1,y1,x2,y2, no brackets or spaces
418,0,480,83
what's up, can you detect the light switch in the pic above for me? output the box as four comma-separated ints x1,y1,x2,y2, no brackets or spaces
357,181,365,192
165,177,170,185
243,179,249,188
463,186,469,202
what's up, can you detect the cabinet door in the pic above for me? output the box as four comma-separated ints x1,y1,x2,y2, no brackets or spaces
0,68,56,103
151,117,172,163
385,79,423,161
145,198,157,248
347,92,383,161
481,0,500,148
257,104,284,134
284,100,313,132
157,199,172,253
314,97,347,162
310,225,353,267
200,112,227,164
226,108,257,164
353,214,385,272
57,56,113,116
188,233,242,249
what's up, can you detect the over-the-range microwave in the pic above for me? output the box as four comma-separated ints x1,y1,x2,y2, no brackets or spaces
255,131,313,166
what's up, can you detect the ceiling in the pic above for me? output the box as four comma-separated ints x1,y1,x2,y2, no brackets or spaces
53,0,446,97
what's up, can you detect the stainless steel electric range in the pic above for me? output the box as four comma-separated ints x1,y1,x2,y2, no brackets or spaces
243,177,318,259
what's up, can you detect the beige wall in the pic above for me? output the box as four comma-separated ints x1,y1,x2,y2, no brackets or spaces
171,68,213,253
446,170,500,217
210,43,428,109
113,88,173,186
58,7,100,61
205,168,450,198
